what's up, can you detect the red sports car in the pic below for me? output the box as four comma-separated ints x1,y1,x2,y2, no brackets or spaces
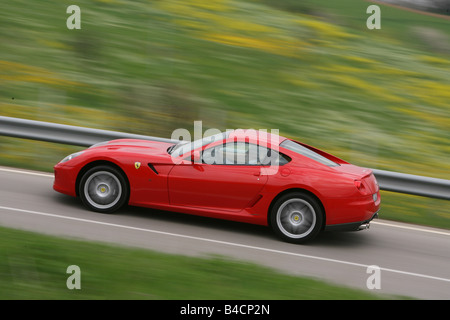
53,130,380,243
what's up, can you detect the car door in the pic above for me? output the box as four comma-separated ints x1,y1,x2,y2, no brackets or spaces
168,142,268,212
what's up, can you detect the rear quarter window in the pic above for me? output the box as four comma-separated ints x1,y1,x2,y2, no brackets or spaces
280,140,339,167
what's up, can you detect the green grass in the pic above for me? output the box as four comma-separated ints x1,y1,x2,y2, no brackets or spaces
380,191,450,229
0,226,396,300
0,2,448,226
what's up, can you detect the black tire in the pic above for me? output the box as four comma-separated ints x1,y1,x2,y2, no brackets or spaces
270,192,323,244
79,165,128,213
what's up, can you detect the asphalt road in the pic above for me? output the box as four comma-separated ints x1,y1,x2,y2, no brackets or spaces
0,166,449,299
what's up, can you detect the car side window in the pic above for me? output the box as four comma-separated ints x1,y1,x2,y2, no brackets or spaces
202,142,290,166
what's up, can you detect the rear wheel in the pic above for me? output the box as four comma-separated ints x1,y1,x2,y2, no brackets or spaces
79,165,128,213
270,192,323,243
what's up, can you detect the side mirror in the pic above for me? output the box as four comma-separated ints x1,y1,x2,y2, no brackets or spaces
191,150,201,164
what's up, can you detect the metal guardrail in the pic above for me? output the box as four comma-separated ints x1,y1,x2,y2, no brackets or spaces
1,116,449,200
0,116,175,146
372,169,449,200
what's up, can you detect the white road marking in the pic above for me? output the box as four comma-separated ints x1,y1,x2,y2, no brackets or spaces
0,167,53,178
1,205,449,284
372,221,450,236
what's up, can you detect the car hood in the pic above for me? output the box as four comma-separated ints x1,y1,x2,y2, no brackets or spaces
90,139,176,155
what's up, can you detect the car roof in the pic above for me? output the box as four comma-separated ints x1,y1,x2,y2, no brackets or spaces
223,129,287,147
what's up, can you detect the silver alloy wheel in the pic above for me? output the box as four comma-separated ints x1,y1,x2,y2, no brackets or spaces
276,198,316,239
83,171,122,210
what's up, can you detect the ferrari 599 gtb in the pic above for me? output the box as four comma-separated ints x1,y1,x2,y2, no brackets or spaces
54,130,380,243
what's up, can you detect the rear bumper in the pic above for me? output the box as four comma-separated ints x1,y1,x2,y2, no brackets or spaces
324,211,379,232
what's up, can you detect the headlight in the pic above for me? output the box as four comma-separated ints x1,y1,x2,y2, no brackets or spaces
60,151,84,163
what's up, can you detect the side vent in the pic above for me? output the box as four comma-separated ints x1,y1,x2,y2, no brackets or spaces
246,194,262,208
148,163,158,174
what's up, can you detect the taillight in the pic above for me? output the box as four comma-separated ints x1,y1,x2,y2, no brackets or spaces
354,179,369,195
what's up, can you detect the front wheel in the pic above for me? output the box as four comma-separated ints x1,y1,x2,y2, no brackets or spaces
270,192,323,244
79,165,128,213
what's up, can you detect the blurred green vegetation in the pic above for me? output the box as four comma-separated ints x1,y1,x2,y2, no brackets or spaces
0,226,399,299
380,191,450,229
0,0,449,227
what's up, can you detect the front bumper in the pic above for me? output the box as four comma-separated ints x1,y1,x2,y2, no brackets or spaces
53,163,77,197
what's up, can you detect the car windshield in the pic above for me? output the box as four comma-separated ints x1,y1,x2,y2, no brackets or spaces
169,131,231,157
280,140,339,167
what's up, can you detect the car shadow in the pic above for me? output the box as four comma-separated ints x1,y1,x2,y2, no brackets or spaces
311,230,374,247
52,193,374,248
122,204,272,238
118,205,375,248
